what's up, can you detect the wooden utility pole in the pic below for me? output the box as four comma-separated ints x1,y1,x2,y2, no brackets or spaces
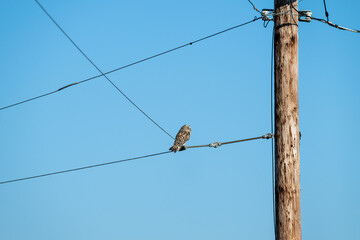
274,0,302,240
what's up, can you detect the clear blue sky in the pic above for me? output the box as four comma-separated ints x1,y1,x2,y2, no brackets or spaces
1,0,359,239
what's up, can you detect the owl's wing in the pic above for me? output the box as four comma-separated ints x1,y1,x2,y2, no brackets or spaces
184,130,191,143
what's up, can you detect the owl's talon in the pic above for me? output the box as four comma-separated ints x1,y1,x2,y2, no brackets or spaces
179,145,187,151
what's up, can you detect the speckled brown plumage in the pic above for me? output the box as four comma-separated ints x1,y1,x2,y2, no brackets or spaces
169,125,191,153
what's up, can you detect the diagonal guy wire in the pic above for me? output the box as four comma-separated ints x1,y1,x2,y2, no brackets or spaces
34,0,175,140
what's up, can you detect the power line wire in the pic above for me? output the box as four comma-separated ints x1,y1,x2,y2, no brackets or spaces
270,25,276,239
0,16,261,112
34,0,174,140
323,0,329,22
288,1,360,33
186,133,273,149
248,0,261,13
0,89,60,111
310,16,360,33
0,151,171,185
0,134,272,185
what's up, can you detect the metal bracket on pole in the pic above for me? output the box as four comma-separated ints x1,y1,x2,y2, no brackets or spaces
298,10,312,22
261,9,274,21
262,133,274,139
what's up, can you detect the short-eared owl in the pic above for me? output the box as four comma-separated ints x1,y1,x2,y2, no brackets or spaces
169,124,191,153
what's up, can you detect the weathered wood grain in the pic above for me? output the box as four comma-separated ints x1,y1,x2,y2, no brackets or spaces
274,1,302,240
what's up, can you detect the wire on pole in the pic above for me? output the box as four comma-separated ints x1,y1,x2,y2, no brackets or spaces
323,0,329,22
0,151,172,185
0,133,273,185
287,1,360,33
310,16,360,33
270,25,276,239
0,16,261,112
186,133,274,149
34,0,174,140
248,0,261,13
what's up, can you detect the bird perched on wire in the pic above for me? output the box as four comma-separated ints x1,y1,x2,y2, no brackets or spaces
169,124,191,153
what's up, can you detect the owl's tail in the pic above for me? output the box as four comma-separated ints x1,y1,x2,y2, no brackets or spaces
169,145,179,153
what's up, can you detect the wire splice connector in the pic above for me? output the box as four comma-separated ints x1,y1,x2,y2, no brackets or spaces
209,142,222,148
57,82,79,91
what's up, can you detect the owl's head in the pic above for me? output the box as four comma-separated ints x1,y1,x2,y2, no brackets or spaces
182,124,191,131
